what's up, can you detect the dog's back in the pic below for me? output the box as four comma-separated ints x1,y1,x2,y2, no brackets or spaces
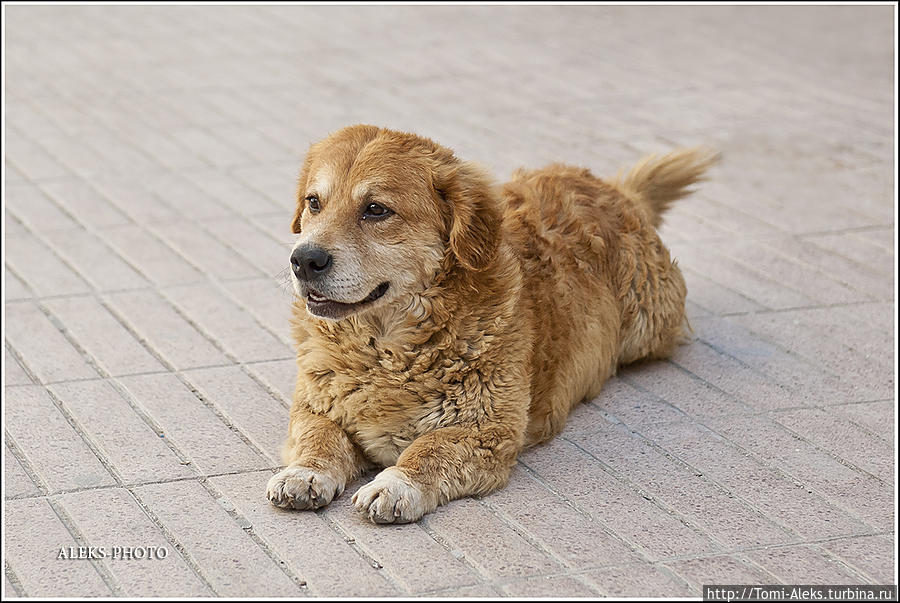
500,149,717,445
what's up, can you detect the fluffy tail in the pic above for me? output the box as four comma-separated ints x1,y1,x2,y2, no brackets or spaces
616,147,720,227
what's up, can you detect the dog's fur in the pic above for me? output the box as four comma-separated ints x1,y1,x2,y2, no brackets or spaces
266,125,717,523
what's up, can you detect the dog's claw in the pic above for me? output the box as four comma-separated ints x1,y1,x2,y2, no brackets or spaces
352,467,428,524
266,466,341,510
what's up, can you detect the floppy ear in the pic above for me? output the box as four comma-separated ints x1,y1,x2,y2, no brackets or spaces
291,154,314,234
435,161,502,271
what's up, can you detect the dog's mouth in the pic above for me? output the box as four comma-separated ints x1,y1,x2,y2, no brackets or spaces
306,282,390,319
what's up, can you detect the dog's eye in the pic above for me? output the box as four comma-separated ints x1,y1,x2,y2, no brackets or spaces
306,195,320,213
362,202,393,220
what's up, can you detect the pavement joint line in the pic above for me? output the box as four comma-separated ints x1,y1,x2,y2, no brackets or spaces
174,368,282,465
745,235,886,299
1,357,297,389
691,328,871,396
559,434,736,552
92,294,183,374
711,298,894,319
298,526,900,596
469,495,608,596
206,274,297,353
41,384,124,484
3,339,43,389
412,513,495,586
603,405,890,535
45,495,124,596
36,300,113,381
801,542,879,585
608,419,809,542
3,428,51,498
474,494,584,572
238,362,294,411
313,505,413,595
514,457,658,565
635,357,759,416
154,287,257,365
195,476,312,595
4,560,26,598
103,376,197,466
124,485,221,597
796,222,897,239
765,413,892,486
4,467,285,502
681,417,887,534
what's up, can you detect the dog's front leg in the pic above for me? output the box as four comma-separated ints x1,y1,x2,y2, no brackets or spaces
266,407,366,510
351,424,523,523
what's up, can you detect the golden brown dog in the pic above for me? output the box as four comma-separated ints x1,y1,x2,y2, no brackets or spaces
266,124,716,523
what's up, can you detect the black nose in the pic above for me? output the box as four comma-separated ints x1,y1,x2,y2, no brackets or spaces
291,245,333,281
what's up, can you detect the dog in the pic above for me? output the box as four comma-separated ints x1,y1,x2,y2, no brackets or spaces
266,124,717,523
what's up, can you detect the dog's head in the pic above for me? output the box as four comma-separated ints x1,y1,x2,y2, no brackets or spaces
289,125,501,321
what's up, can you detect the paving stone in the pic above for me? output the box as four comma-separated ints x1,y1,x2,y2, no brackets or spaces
209,470,399,596
57,488,212,596
104,290,228,371
49,380,193,484
149,220,261,281
40,229,148,292
5,301,99,383
4,345,33,386
744,545,867,585
585,564,693,597
244,358,297,405
424,497,561,579
771,408,894,482
133,479,304,596
567,417,794,549
831,400,894,443
520,438,719,560
707,415,894,531
116,373,270,475
4,441,41,499
218,277,296,347
3,265,33,300
4,385,115,492
4,233,92,298
500,574,597,596
162,283,293,364
102,224,205,287
324,478,482,593
4,181,79,232
42,296,165,377
819,535,896,584
183,366,289,464
4,498,112,596
665,555,776,594
483,465,640,569
638,421,870,540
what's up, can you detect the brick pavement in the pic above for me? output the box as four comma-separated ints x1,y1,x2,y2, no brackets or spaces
2,4,895,597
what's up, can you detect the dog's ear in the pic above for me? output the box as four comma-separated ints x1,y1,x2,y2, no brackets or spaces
291,154,314,234
435,161,502,271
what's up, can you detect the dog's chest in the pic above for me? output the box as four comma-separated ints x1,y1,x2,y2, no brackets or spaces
299,342,468,467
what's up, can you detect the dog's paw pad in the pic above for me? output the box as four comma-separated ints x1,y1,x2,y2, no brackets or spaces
266,466,342,510
351,467,427,524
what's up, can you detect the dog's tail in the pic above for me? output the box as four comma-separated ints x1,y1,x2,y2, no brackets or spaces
615,147,720,228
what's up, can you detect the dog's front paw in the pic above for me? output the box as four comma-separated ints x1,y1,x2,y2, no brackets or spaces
266,466,343,510
351,467,429,524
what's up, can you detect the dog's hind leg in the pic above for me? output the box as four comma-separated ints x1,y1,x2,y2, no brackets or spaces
616,243,689,365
